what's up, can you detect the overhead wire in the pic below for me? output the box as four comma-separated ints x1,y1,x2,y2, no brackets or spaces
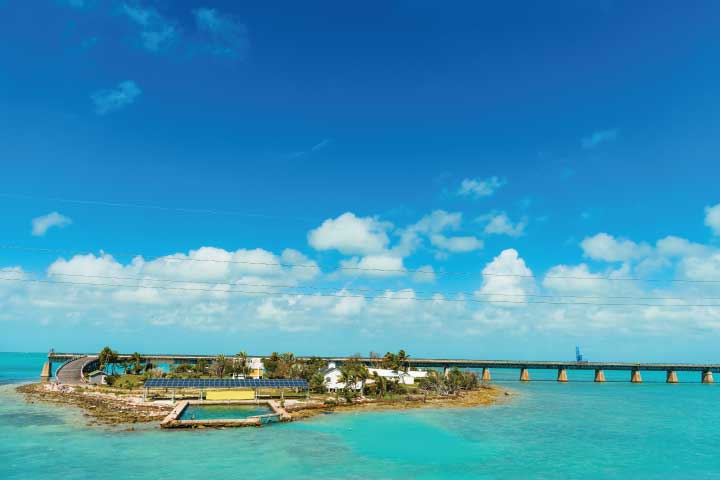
1,275,719,307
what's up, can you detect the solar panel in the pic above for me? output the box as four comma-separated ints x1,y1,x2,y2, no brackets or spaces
143,378,309,389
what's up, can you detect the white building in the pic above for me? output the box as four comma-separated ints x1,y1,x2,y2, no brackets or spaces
320,362,428,391
320,362,363,392
368,368,428,385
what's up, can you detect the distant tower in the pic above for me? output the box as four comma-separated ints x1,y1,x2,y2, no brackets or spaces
575,346,583,362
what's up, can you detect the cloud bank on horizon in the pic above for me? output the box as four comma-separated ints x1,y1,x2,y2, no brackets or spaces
3,200,720,348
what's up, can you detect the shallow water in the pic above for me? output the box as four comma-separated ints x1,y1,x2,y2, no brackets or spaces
180,404,271,420
2,353,719,479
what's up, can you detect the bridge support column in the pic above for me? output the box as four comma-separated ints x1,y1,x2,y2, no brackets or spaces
40,362,52,382
702,370,714,384
519,368,530,382
557,368,568,383
666,370,679,384
481,368,491,382
594,369,606,383
631,369,642,383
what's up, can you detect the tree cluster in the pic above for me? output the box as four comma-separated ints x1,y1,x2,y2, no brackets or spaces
418,368,479,396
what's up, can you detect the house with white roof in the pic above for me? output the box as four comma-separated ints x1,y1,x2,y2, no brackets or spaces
320,362,428,391
320,362,364,392
368,368,428,385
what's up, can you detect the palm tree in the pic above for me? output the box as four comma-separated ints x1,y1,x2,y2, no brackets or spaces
130,352,143,374
237,351,248,377
98,346,119,374
214,354,227,378
397,350,409,372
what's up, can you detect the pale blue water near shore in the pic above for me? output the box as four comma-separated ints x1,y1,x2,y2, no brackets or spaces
2,353,720,479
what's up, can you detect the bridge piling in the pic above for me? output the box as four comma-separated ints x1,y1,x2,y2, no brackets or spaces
557,368,568,383
481,368,491,382
666,370,679,384
631,369,643,383
702,370,714,384
594,369,606,383
519,368,530,382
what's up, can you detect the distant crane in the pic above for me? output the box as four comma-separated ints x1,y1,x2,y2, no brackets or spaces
575,346,588,363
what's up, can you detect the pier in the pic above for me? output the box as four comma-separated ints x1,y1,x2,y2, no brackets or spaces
45,352,720,384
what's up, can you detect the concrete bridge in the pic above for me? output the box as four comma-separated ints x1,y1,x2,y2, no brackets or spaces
44,352,719,384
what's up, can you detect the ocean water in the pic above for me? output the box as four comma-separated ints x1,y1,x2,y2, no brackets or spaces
2,353,720,479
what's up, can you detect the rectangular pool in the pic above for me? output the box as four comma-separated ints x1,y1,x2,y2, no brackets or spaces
180,404,272,421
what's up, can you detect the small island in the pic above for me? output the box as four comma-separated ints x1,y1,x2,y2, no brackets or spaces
20,348,510,428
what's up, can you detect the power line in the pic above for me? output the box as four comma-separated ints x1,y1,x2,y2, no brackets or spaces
2,244,720,284
1,275,719,307
19,270,720,302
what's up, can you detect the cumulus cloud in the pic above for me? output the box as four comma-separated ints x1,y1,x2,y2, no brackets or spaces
581,129,618,149
429,234,483,253
31,212,72,236
193,8,249,59
581,233,652,262
393,210,462,256
476,249,535,304
478,212,527,237
308,212,391,255
705,203,720,236
122,3,178,52
91,80,141,115
339,255,405,277
412,265,436,283
457,176,505,198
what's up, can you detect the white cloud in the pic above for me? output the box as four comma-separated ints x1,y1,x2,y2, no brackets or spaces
308,212,391,255
91,80,141,115
395,210,462,257
656,236,708,258
476,249,535,304
311,139,331,151
31,212,72,236
677,252,720,281
122,4,178,52
331,290,366,316
581,233,651,262
429,234,483,253
193,8,249,59
478,212,527,237
339,255,405,277
581,129,618,149
412,265,436,283
457,176,505,198
705,203,720,236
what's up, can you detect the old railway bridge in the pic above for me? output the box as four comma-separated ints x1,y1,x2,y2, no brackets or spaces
42,352,719,384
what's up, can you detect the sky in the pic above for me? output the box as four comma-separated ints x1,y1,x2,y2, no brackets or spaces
1,0,720,361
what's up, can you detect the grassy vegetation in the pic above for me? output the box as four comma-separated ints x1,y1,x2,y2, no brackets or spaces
106,374,145,389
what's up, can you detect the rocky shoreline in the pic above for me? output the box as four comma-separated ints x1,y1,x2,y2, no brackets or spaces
286,384,510,420
16,383,173,426
17,383,510,427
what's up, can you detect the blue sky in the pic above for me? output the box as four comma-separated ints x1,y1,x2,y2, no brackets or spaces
1,1,720,361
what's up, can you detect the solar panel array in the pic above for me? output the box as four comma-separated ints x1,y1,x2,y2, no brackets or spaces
143,378,308,389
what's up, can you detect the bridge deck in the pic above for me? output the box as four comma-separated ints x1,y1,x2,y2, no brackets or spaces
47,353,720,372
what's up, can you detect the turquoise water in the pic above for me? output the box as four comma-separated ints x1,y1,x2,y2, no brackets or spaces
2,353,720,479
180,404,271,420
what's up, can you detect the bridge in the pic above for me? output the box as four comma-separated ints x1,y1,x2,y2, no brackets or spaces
43,352,718,384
